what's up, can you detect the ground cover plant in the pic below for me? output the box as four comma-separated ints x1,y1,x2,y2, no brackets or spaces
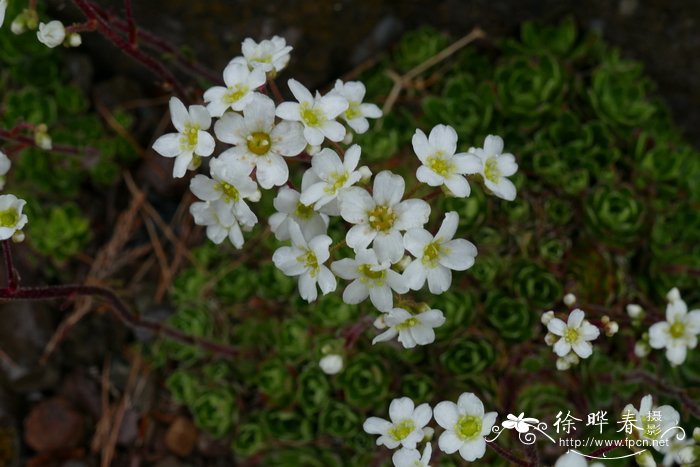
0,2,699,465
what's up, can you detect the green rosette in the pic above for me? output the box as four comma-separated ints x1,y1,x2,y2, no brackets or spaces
495,54,565,117
256,358,296,406
339,354,389,409
440,338,495,376
584,185,645,245
231,418,266,457
318,401,360,437
512,261,562,308
192,387,236,438
485,292,534,341
297,365,331,414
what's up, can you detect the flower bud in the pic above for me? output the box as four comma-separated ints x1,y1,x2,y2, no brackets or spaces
626,303,643,319
666,287,681,303
342,131,353,145
358,165,372,182
544,332,558,346
373,315,386,330
67,32,82,47
37,20,66,49
563,293,576,306
422,426,434,441
541,310,555,325
34,124,52,150
319,354,343,375
306,144,321,155
604,320,619,337
11,17,26,34
693,427,700,443
634,340,651,358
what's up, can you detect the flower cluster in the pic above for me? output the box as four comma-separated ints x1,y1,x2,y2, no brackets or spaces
631,288,700,366
542,308,601,370
151,36,520,350
4,5,82,48
363,393,497,465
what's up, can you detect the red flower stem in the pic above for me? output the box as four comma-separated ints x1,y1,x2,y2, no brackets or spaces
87,1,220,84
268,80,285,103
72,0,188,98
0,129,99,158
487,441,532,466
123,0,137,45
2,241,18,293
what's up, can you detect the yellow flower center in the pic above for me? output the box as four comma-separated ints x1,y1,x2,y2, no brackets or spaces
297,249,319,277
396,317,419,331
216,181,240,203
564,327,580,344
224,85,249,104
642,416,661,440
324,172,349,194
345,101,362,120
669,320,686,339
427,154,453,177
388,419,415,442
294,202,315,220
421,241,442,267
300,102,324,127
246,131,272,156
358,264,385,285
181,124,200,151
368,205,396,232
0,208,19,228
455,415,482,440
484,157,501,183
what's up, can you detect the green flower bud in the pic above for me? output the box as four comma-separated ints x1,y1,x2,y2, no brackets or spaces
192,388,236,438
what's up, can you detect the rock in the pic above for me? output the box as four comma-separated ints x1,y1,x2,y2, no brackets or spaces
164,416,198,457
24,397,85,453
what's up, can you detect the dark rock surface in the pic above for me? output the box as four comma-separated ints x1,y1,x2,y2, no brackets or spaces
50,0,700,146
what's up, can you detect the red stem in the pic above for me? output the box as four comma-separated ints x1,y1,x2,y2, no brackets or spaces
123,0,137,45
2,241,18,293
487,441,531,466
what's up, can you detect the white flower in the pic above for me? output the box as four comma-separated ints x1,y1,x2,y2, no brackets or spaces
0,0,7,28
0,151,11,190
402,211,477,294
276,79,348,146
373,307,445,348
203,62,266,117
331,247,408,311
300,144,363,209
412,125,481,197
363,397,432,450
649,290,700,366
319,354,343,375
189,157,259,229
37,20,65,48
214,94,305,188
392,443,432,467
232,36,292,75
269,171,329,241
547,309,600,359
621,394,681,453
190,201,249,248
468,135,519,201
272,222,336,302
152,97,215,178
554,452,588,467
0,194,28,240
330,80,382,134
339,170,430,263
662,439,696,466
434,392,497,462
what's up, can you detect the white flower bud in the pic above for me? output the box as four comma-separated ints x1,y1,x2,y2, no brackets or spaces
248,188,262,202
306,144,321,155
604,320,619,337
563,293,576,306
667,287,681,303
693,427,700,443
358,165,372,182
11,17,26,34
34,124,52,150
626,303,643,319
544,332,558,346
556,357,571,371
373,315,387,330
342,131,353,145
37,20,66,48
422,426,434,441
67,32,82,47
396,254,412,272
634,341,651,358
319,354,343,375
541,310,555,325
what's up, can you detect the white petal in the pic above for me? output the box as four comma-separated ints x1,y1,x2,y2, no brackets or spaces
444,175,471,197
572,340,593,359
374,231,404,264
330,259,358,280
426,266,451,294
492,178,517,201
412,129,431,163
288,78,314,103
394,199,430,230
402,260,427,290
343,279,369,304
433,401,459,429
272,121,306,156
214,112,246,145
416,165,444,186
440,239,477,271
173,152,193,178
666,343,687,365
389,397,415,423
373,171,405,206
319,95,349,118
483,135,504,156
189,105,211,130
169,97,188,132
321,120,346,142
428,124,457,156
369,285,393,311
498,154,518,176
436,212,459,241
553,339,571,357
275,102,301,121
458,437,486,462
256,154,289,189
316,266,337,295
453,153,482,174
438,430,462,454
363,417,392,435
568,310,585,328
547,318,567,336
403,228,433,257
152,133,181,158
346,224,376,250
195,131,215,157
457,393,485,416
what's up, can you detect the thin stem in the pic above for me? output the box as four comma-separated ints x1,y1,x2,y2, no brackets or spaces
2,241,18,293
486,441,531,466
0,283,241,358
268,80,284,103
124,0,137,45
